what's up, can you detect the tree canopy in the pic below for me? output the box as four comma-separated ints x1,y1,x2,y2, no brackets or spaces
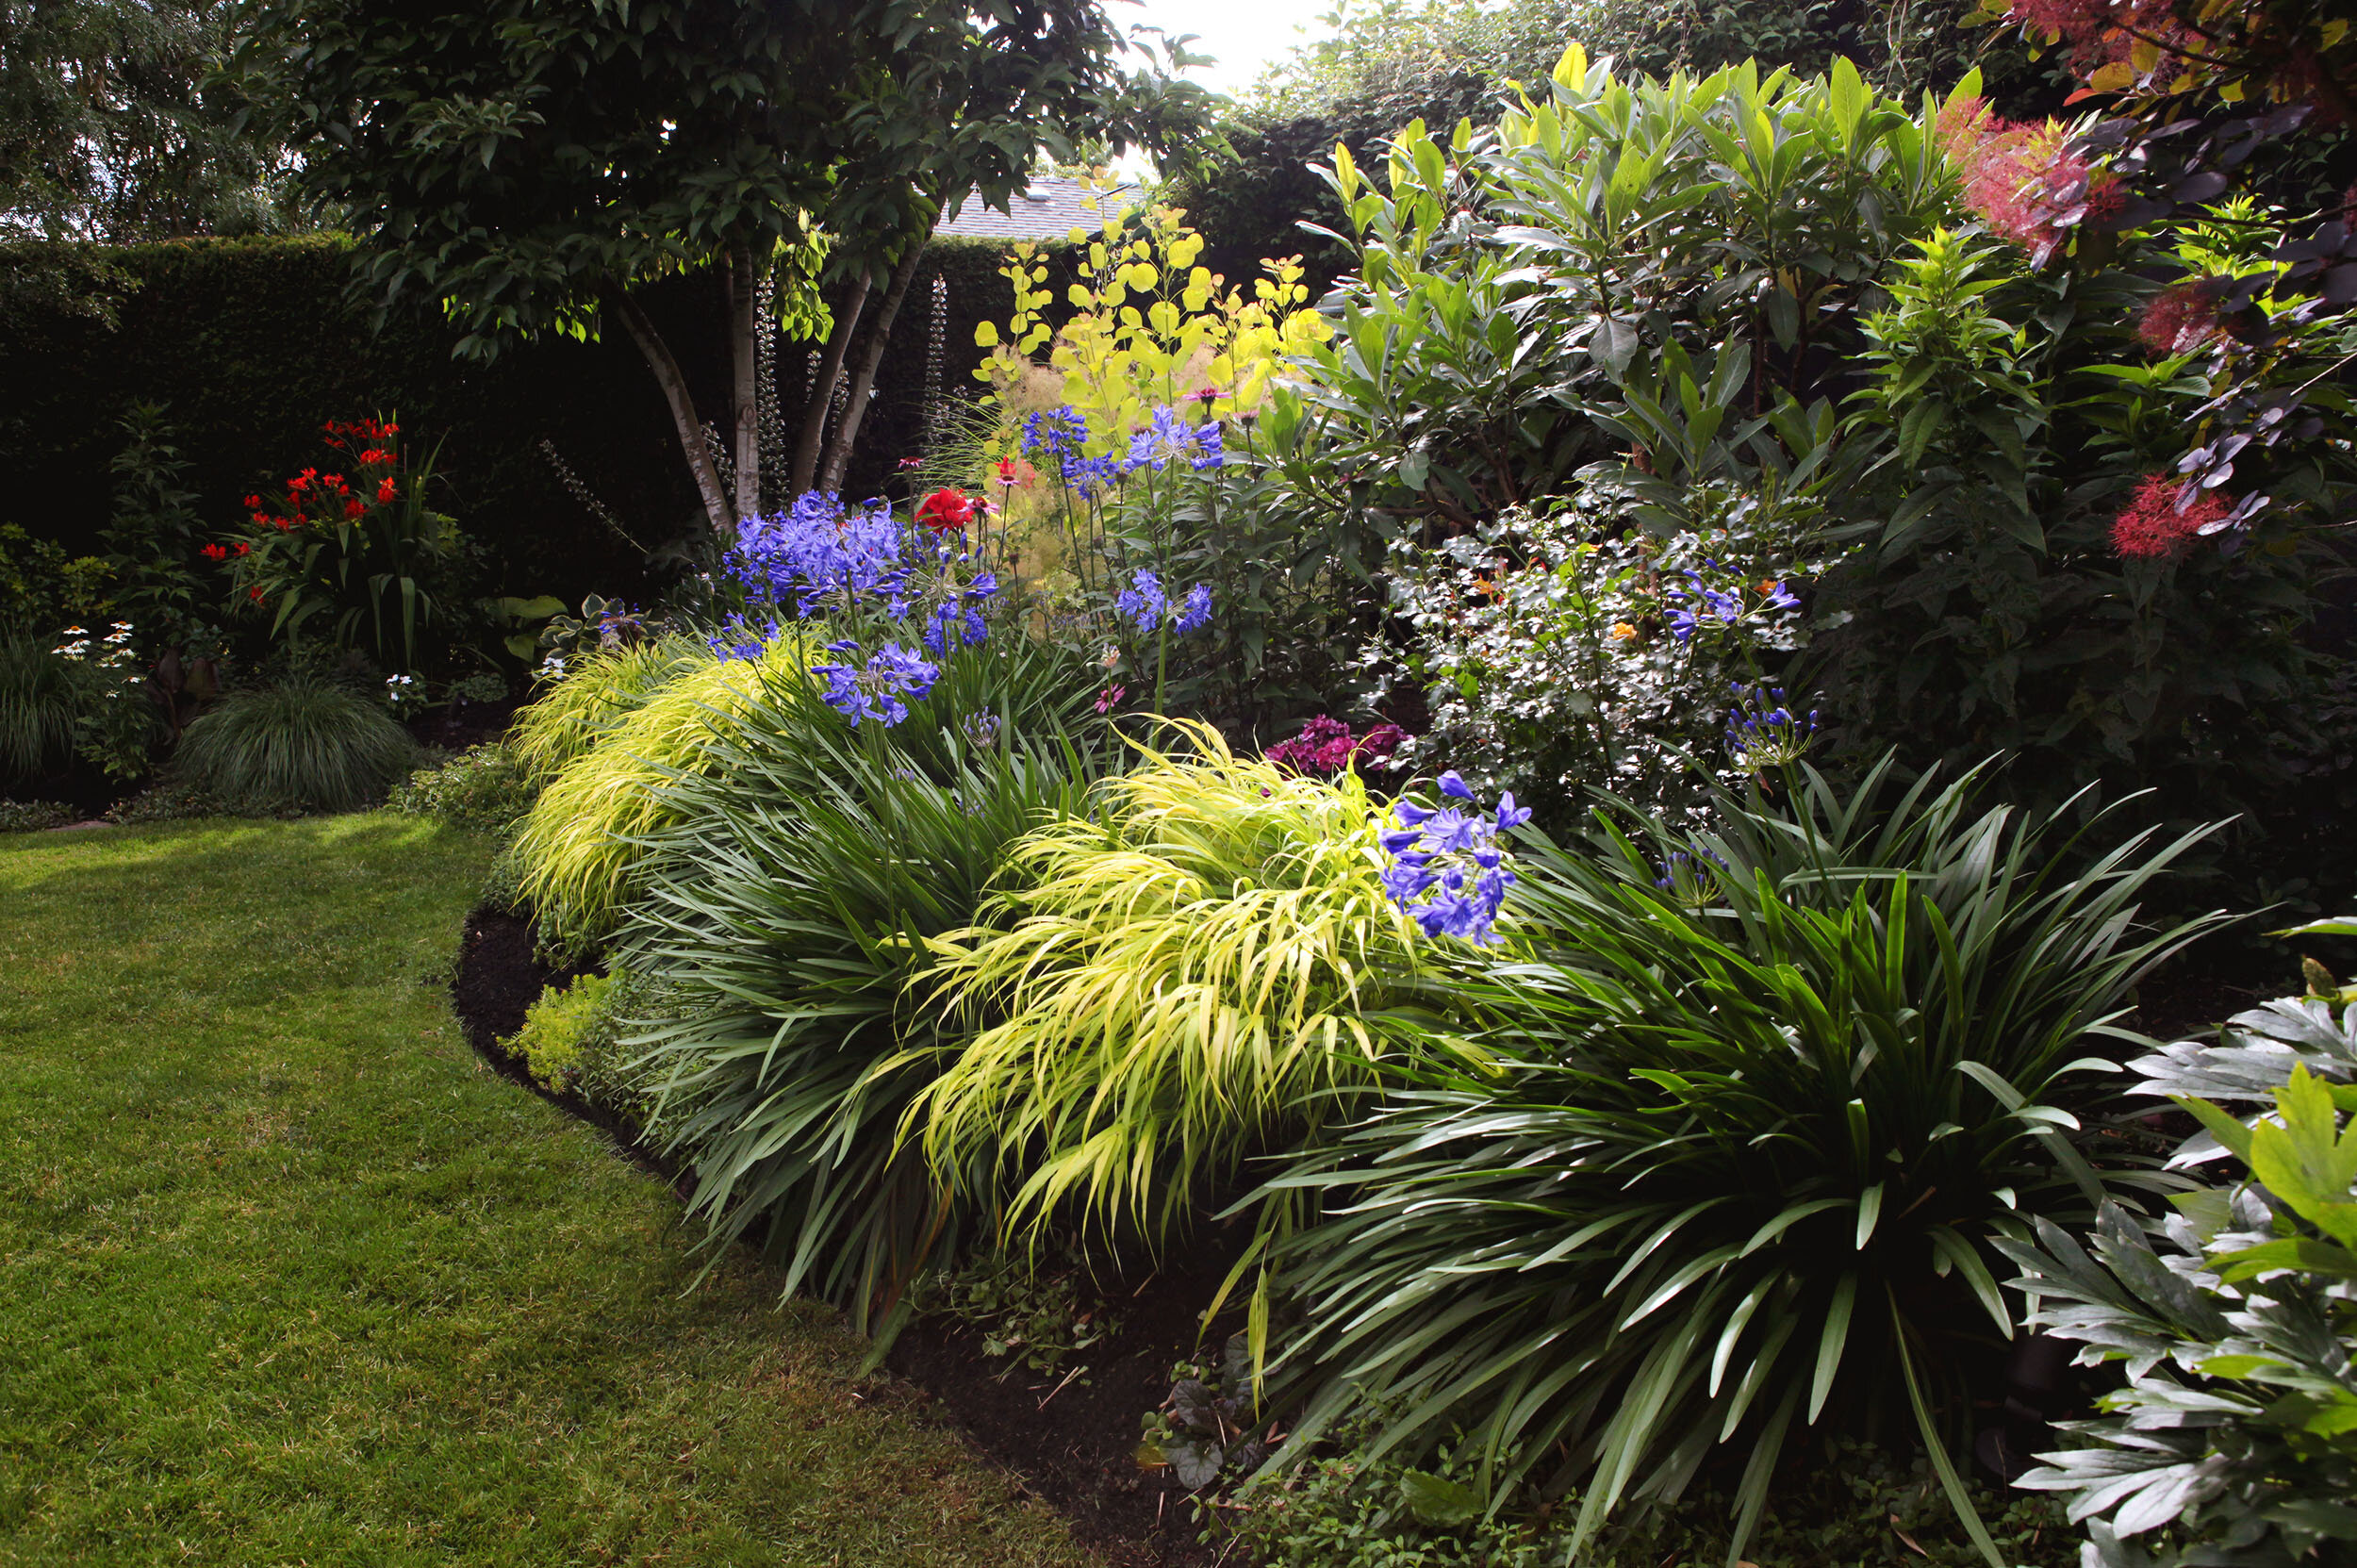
238,0,1209,533
1,0,291,241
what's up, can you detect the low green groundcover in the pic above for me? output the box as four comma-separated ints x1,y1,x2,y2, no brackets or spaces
0,816,1092,1567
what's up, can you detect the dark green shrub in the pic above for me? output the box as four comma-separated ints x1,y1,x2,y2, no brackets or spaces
1260,761,2226,1560
0,801,77,832
388,743,537,837
172,675,419,812
1228,1429,2071,1568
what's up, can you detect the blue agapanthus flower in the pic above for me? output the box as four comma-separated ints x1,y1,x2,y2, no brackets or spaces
1664,567,1742,644
1724,683,1819,770
1115,568,1167,628
1021,406,1091,468
708,611,782,662
1123,405,1225,474
1378,771,1530,945
1115,569,1213,636
811,640,940,728
1172,582,1213,635
728,491,909,617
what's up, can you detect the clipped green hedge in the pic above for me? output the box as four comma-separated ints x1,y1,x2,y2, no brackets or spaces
0,233,1071,609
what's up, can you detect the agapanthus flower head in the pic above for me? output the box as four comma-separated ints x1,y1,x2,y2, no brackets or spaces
1379,777,1525,945
1124,405,1225,473
1654,846,1731,907
708,611,782,662
1021,406,1091,467
1172,582,1213,635
730,491,909,616
811,640,939,727
2138,282,2222,355
1724,683,1820,771
960,710,1001,750
1115,568,1168,629
2112,473,2232,558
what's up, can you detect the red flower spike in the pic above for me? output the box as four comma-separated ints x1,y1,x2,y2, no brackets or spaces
248,586,266,602
201,543,228,562
344,499,365,519
234,541,251,556
376,478,397,503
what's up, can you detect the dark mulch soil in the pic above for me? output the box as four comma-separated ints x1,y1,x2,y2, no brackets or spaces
448,902,1223,1567
882,1248,1255,1568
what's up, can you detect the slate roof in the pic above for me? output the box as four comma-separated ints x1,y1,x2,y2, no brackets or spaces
933,176,1137,239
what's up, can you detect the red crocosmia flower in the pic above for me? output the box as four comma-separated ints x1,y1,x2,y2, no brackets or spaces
201,543,229,562
234,541,252,556
359,448,390,466
376,478,397,503
2112,473,2231,558
344,499,366,519
323,473,348,492
242,493,261,509
248,586,267,602
915,487,976,531
287,474,309,493
383,422,398,436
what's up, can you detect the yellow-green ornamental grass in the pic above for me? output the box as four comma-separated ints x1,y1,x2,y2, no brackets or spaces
511,634,816,944
910,721,1436,1251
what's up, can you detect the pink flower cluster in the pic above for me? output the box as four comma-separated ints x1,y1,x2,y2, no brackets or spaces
2112,473,2230,558
2137,282,2223,355
1937,97,2123,265
1265,716,1409,776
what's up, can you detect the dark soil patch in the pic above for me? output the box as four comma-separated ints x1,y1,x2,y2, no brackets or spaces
446,902,1221,1566
882,1261,1244,1568
408,694,525,753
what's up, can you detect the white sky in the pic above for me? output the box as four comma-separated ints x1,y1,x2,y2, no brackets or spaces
1111,0,1340,102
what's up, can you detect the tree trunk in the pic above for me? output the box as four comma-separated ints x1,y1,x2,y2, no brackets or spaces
790,272,871,495
611,285,733,540
819,238,928,494
728,245,762,521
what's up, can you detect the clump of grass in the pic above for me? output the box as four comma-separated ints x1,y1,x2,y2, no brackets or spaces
510,635,806,948
915,719,1436,1251
507,633,713,784
0,633,80,784
173,676,420,813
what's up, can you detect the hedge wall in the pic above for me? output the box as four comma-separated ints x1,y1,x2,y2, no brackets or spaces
0,233,1066,609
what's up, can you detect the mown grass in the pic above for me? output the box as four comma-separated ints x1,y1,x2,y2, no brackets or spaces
0,816,1094,1568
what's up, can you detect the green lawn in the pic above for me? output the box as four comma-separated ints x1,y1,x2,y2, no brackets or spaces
0,816,1094,1568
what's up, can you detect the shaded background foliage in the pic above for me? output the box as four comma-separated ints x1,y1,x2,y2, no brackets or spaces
0,234,1075,608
